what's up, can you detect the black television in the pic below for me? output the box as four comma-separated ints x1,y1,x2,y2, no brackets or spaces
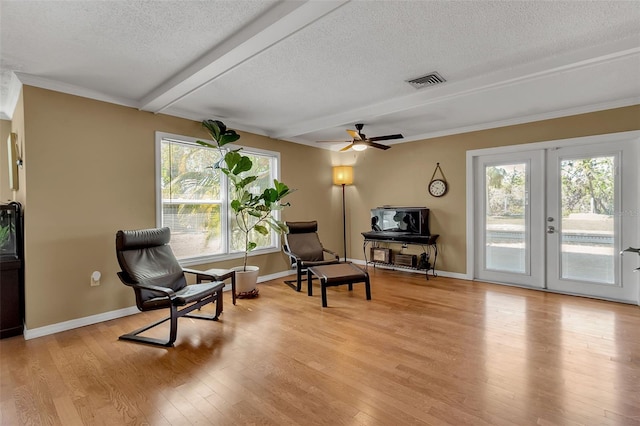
369,207,430,236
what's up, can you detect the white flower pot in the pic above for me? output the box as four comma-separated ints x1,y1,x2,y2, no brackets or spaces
231,265,260,297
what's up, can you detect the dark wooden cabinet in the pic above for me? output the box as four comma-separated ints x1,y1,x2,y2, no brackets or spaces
1,202,24,339
1,258,23,338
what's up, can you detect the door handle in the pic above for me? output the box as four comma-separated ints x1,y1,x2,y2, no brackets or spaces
547,226,555,234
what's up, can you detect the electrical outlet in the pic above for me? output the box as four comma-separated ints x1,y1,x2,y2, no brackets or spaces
91,271,101,287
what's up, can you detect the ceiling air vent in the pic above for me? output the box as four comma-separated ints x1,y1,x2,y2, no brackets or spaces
406,72,446,89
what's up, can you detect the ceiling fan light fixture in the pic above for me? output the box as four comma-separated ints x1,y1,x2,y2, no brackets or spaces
319,124,400,151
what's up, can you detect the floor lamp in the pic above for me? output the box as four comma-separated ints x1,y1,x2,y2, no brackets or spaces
333,166,353,262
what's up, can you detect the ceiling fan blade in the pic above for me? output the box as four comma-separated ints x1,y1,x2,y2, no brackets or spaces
346,129,361,140
339,143,354,152
368,133,404,142
363,141,391,150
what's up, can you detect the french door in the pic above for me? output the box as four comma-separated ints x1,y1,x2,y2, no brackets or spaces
473,134,639,303
474,151,545,288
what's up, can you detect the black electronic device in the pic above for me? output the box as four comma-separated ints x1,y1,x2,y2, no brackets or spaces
368,206,430,236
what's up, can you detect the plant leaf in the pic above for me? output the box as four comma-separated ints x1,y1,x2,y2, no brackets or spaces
231,156,252,175
196,140,215,149
202,120,223,140
224,151,242,170
262,188,278,203
237,176,257,189
273,220,289,233
254,224,269,235
219,131,240,146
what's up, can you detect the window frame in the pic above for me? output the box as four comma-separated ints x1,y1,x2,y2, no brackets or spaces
155,131,284,266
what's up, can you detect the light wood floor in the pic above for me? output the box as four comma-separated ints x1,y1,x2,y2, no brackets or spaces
1,268,639,425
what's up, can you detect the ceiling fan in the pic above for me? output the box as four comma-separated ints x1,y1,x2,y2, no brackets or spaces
317,123,404,151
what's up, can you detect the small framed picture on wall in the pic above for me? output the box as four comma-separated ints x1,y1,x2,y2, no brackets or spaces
7,132,19,190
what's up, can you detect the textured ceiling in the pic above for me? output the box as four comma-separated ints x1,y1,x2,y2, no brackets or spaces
1,0,639,150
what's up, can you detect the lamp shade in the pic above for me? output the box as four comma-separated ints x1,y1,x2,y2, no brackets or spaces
333,166,354,185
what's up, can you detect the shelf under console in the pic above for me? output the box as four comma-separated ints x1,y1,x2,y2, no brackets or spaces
362,232,439,279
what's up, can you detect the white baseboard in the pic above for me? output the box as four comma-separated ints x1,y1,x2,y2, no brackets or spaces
23,272,294,340
257,269,295,282
23,267,464,340
349,258,470,280
433,270,470,280
24,306,140,340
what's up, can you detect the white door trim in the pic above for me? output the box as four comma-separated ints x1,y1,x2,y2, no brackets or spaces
466,130,640,298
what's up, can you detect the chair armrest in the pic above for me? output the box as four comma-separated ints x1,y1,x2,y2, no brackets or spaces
135,283,177,298
183,268,235,283
322,248,340,261
117,272,177,298
282,245,302,262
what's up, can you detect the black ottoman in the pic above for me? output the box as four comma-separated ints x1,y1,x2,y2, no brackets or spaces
307,263,371,307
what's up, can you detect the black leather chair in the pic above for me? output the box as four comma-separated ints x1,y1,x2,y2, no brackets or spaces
115,227,231,347
282,221,340,291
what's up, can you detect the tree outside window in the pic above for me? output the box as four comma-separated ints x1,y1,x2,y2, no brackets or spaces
158,136,281,261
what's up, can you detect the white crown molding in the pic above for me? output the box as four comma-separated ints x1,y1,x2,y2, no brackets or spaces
288,96,640,151
14,72,140,110
402,96,640,144
273,37,640,140
0,72,23,120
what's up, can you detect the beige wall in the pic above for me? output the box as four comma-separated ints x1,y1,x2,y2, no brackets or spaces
19,83,640,331
21,86,335,329
343,105,640,274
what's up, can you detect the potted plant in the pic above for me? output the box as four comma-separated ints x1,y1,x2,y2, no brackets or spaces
197,119,293,298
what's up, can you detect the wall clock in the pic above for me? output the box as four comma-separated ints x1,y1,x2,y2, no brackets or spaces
429,179,447,197
428,163,448,197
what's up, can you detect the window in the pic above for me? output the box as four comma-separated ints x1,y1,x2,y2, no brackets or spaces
156,132,282,263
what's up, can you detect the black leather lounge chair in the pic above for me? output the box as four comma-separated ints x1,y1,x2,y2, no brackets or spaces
115,227,231,347
282,221,340,292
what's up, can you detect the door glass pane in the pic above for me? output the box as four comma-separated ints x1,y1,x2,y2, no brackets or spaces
560,156,615,284
485,163,527,274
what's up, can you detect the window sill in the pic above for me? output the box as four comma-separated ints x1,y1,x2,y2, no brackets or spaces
178,246,282,268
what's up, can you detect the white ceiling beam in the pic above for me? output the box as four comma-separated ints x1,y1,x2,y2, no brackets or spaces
139,0,349,113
